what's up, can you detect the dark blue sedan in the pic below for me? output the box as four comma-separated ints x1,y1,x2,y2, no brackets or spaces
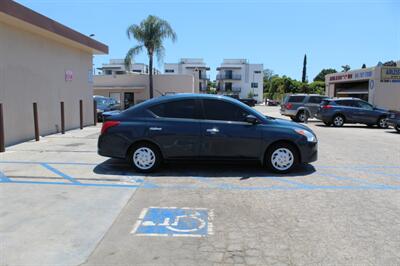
316,98,389,128
98,94,318,173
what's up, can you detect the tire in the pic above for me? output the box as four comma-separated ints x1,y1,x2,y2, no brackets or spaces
128,142,162,173
296,111,308,123
396,125,400,133
332,114,345,127
324,121,332,126
266,142,299,174
377,117,388,129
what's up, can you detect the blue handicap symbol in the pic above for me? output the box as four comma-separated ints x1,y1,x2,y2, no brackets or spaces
134,207,210,236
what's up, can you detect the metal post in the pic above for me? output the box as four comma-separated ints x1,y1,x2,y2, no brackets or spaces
0,103,5,152
33,102,39,141
60,102,65,134
93,100,97,126
79,99,83,130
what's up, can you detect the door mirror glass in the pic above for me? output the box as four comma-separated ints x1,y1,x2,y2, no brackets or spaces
245,114,258,124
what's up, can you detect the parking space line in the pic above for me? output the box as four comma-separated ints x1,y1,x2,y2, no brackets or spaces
0,171,11,182
40,163,80,184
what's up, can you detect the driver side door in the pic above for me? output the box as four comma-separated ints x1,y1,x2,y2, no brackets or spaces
198,99,262,160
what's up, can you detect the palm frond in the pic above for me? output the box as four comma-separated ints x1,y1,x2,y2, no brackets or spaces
124,45,143,69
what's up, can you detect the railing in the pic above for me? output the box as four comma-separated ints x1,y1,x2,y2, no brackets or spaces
216,86,241,93
216,74,241,80
199,73,210,80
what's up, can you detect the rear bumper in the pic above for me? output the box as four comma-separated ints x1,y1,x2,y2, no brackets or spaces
97,134,129,159
280,109,297,117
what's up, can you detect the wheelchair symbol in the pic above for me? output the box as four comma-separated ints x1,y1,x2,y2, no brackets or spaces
133,207,212,236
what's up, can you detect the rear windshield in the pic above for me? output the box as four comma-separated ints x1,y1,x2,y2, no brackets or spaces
321,99,332,105
288,96,305,103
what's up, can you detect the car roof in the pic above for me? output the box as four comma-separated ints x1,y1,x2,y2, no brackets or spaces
141,93,241,105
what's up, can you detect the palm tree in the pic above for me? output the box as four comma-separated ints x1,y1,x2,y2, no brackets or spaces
125,15,177,99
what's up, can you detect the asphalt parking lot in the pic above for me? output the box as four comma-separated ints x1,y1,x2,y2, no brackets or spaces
1,106,399,266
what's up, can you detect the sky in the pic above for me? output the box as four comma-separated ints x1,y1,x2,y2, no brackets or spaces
18,0,400,81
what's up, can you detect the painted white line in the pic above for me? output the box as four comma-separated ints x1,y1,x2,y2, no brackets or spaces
130,220,142,234
138,208,148,220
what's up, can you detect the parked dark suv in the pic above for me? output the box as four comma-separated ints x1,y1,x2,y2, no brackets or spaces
315,98,389,127
98,94,318,173
280,94,328,122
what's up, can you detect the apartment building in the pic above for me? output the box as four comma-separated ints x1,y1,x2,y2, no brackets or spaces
97,59,160,76
164,58,210,92
216,59,264,103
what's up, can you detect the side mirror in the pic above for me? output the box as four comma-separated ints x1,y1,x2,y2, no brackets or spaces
245,114,258,124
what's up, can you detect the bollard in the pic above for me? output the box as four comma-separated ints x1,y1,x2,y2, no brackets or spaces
33,102,39,141
93,100,97,126
79,99,83,130
60,101,65,134
0,103,5,152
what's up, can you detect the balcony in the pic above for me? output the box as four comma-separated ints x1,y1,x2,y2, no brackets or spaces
216,73,241,80
216,85,241,93
199,73,210,80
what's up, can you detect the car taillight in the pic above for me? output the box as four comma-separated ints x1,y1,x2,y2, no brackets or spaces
285,103,293,109
101,121,120,134
322,105,333,109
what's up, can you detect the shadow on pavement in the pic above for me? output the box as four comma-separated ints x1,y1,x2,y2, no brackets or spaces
93,159,316,178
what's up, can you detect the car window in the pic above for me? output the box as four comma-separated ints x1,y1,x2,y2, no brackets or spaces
288,96,305,103
308,96,325,104
356,101,373,110
202,99,249,122
148,99,197,119
335,100,353,107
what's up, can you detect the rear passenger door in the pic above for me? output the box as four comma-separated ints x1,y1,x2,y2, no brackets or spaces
335,100,358,122
147,99,201,159
198,99,262,160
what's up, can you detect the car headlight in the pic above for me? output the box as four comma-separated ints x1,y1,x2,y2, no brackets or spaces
294,128,317,143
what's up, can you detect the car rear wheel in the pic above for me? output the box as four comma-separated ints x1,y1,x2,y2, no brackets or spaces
296,111,308,123
377,117,388,128
266,143,298,173
332,115,345,127
128,143,161,173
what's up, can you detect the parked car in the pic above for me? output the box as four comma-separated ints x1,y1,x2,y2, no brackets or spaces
315,98,389,128
388,111,400,132
98,94,318,174
93,95,120,122
225,95,257,107
266,99,279,106
280,94,328,122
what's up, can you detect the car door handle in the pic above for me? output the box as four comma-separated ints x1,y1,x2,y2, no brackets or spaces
149,127,162,131
206,128,219,134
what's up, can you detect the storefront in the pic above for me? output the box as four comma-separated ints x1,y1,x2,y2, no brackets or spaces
325,65,400,111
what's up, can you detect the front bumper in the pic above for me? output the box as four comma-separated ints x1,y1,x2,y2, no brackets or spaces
298,141,318,163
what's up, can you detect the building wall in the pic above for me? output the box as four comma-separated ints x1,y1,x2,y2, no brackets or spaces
0,20,94,146
93,74,196,106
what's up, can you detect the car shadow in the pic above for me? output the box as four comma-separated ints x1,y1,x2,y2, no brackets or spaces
93,159,316,179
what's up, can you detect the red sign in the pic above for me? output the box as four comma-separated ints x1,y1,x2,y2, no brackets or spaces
329,73,353,81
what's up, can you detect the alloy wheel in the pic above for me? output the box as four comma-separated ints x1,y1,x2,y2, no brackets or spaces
271,148,294,171
133,147,156,170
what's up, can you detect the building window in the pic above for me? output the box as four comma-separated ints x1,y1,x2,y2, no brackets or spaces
105,70,112,75
251,82,258,88
254,70,261,74
165,69,174,73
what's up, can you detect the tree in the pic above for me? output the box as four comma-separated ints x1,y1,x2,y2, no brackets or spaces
361,64,366,68
341,65,351,72
313,68,337,82
125,15,177,99
302,54,307,83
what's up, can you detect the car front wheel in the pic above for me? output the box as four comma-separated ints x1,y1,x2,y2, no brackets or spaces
266,143,298,173
377,117,388,128
128,143,161,173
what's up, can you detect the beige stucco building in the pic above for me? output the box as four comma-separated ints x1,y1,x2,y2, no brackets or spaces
93,74,198,109
325,64,400,111
0,0,108,147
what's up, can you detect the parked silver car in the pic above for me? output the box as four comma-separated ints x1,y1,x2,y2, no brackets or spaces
280,94,328,122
